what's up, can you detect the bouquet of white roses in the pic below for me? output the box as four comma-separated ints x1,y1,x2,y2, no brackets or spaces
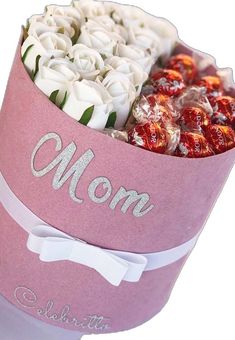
21,0,177,130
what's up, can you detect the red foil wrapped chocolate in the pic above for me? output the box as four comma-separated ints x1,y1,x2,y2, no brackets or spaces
179,106,211,132
128,121,168,154
175,132,214,158
166,54,197,84
151,69,186,97
195,76,223,105
212,96,235,128
203,124,235,154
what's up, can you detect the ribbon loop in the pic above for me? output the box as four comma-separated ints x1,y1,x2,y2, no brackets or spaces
27,225,148,286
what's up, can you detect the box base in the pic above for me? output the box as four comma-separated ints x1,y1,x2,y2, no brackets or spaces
0,294,84,340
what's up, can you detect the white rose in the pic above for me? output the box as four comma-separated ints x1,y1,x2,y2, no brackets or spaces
105,2,146,27
63,80,113,130
73,0,107,18
21,32,72,74
45,5,84,40
104,56,148,92
112,24,129,42
127,26,162,59
102,71,137,129
90,15,116,30
115,43,154,73
28,20,59,37
34,57,80,105
77,20,123,57
68,44,104,80
147,17,178,56
89,15,128,42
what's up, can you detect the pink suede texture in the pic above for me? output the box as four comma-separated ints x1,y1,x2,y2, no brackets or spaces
0,35,234,334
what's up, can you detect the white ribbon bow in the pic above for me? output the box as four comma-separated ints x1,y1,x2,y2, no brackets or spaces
0,172,200,287
27,225,148,286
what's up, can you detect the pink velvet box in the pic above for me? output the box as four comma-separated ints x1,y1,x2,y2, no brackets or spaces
0,33,234,337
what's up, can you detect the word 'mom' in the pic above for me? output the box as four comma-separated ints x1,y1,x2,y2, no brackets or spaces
31,132,154,217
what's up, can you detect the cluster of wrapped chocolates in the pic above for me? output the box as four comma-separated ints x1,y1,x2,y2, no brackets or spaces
124,54,235,158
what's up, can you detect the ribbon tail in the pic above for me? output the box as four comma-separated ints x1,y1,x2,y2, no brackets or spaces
70,243,130,287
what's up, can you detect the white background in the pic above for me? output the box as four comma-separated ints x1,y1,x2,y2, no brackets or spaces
0,1,234,339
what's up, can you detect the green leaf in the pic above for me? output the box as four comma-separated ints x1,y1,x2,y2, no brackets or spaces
100,53,107,60
105,112,117,129
157,56,164,68
71,23,80,45
49,90,60,104
32,55,41,80
58,27,65,34
22,25,29,41
78,105,94,126
60,91,68,110
22,44,34,63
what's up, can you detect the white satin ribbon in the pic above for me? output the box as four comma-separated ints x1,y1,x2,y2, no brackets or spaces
0,172,200,286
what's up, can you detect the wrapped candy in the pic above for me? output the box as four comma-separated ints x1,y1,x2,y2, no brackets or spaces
166,54,197,84
195,75,224,105
128,121,168,154
102,128,128,142
164,122,181,154
150,69,186,97
128,121,180,155
131,94,175,124
203,124,235,154
179,106,211,132
174,132,214,158
174,86,213,118
212,95,235,128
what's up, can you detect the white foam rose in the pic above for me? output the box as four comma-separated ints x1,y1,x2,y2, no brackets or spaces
45,5,84,39
102,71,137,129
21,32,72,74
28,21,59,37
104,56,148,93
127,26,162,59
77,20,123,57
115,43,154,73
73,0,107,18
112,24,129,42
147,17,178,56
105,2,146,27
63,80,113,130
68,44,104,80
91,13,129,42
28,5,83,40
34,57,80,105
90,15,116,30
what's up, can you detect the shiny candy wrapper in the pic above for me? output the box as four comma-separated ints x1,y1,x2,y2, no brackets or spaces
128,122,168,154
103,129,128,142
132,94,175,125
166,54,197,84
151,69,186,97
174,86,213,118
175,132,214,158
212,96,235,128
165,122,181,154
203,124,235,154
195,76,224,105
179,107,211,132
128,121,180,155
